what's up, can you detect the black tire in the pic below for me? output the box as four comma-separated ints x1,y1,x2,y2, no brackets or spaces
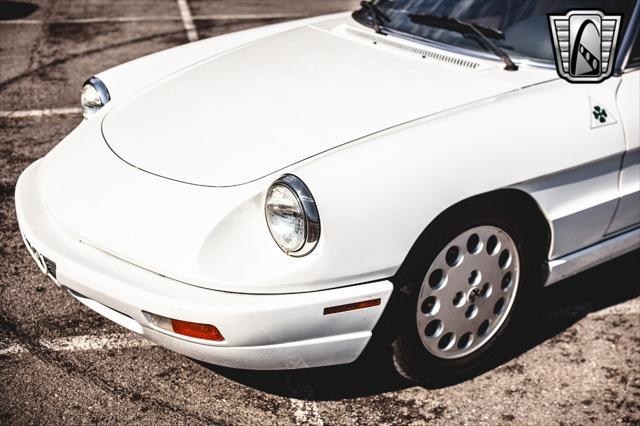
389,196,546,386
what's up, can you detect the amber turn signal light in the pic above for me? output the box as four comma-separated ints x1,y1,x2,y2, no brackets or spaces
171,319,224,341
323,298,381,315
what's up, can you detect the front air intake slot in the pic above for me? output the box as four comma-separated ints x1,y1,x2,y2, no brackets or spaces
344,26,481,70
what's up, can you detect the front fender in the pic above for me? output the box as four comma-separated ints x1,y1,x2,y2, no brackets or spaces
284,77,625,283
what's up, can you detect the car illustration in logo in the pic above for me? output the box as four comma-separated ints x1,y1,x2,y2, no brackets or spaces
549,10,622,83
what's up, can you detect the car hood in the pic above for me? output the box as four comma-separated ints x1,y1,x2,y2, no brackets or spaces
102,23,523,187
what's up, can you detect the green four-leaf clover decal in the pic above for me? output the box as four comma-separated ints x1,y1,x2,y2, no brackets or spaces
593,106,608,123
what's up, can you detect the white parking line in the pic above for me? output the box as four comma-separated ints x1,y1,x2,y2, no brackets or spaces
176,0,199,42
0,14,305,25
0,345,27,356
285,377,324,426
0,107,82,118
195,13,304,21
0,333,155,356
290,398,324,426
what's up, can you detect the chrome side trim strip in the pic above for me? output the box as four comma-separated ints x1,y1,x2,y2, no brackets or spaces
545,227,640,286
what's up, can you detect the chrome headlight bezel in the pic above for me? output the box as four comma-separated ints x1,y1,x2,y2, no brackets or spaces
265,174,320,257
81,77,110,119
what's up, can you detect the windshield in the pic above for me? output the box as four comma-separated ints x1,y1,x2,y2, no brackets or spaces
354,0,637,64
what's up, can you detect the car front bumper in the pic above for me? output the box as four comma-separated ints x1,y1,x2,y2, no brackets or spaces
15,160,393,370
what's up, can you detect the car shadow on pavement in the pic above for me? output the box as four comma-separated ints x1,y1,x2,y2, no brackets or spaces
200,250,639,400
0,1,38,21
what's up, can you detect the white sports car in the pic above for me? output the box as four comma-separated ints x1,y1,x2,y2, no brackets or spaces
15,0,640,383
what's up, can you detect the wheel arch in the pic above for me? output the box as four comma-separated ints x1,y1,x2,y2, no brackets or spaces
393,188,553,287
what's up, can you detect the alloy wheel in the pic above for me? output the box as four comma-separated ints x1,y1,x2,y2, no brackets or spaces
416,226,520,359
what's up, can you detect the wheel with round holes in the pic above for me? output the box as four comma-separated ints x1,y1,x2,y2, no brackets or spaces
390,198,543,385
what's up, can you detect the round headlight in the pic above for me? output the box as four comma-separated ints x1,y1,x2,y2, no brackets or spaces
81,77,110,119
265,175,320,256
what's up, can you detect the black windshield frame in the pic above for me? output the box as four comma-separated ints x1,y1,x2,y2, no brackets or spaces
615,1,640,74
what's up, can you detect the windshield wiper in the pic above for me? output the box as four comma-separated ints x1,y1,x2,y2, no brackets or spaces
409,14,518,71
359,1,389,35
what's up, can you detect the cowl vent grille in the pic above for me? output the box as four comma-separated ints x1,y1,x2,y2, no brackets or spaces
343,26,482,70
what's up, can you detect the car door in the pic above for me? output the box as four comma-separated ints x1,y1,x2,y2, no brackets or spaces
607,36,640,234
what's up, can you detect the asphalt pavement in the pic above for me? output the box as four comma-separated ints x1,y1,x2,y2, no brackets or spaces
1,1,639,424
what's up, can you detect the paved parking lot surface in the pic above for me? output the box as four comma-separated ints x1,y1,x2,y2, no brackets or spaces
1,1,639,424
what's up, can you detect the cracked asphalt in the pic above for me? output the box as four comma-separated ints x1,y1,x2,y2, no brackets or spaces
1,1,639,424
